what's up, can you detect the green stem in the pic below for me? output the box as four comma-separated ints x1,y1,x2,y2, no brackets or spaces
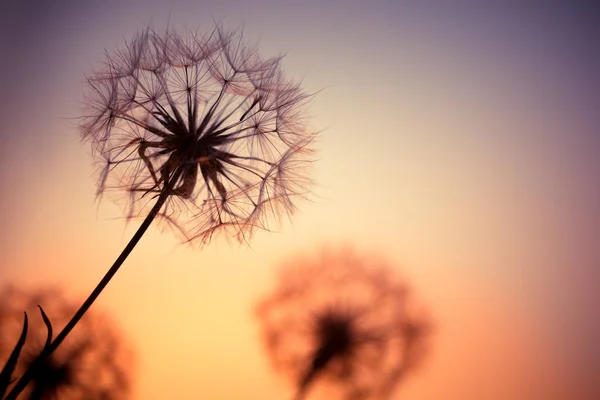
5,190,170,400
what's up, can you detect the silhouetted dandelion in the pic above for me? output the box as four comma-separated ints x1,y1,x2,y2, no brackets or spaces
255,249,430,400
0,286,134,400
83,25,315,244
5,24,316,398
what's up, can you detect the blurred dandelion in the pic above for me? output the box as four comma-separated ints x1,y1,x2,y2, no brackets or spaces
0,286,134,400
255,248,430,400
5,24,316,398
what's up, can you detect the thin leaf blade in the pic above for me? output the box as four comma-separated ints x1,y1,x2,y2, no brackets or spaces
37,305,53,350
0,312,28,398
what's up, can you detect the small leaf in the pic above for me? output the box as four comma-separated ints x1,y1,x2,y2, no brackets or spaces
0,312,28,398
37,305,53,350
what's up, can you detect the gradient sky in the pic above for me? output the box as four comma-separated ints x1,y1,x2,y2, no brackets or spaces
1,1,599,399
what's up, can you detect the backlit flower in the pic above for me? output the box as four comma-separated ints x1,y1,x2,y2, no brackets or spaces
255,249,430,400
81,25,316,244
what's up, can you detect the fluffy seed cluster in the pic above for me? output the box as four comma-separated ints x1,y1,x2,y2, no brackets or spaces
0,286,134,400
255,249,430,400
81,26,315,244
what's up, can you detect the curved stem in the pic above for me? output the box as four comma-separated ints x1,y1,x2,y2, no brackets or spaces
293,388,307,400
293,370,316,400
5,190,170,400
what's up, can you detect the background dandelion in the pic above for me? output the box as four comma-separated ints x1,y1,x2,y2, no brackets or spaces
255,248,430,400
0,286,134,400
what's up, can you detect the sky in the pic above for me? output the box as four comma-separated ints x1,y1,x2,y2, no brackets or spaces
0,1,599,399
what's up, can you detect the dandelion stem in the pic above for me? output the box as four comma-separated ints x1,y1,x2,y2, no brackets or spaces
292,363,322,400
5,189,170,400
293,379,311,400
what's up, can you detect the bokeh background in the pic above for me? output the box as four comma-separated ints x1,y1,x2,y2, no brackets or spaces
1,1,599,399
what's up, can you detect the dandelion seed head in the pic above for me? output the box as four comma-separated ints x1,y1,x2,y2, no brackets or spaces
255,249,431,400
81,24,316,245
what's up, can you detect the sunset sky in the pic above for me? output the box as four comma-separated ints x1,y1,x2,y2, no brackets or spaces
1,1,599,399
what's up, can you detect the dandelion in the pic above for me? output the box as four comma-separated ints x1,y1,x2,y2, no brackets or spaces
255,248,430,400
0,286,134,400
83,25,315,244
5,24,316,398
